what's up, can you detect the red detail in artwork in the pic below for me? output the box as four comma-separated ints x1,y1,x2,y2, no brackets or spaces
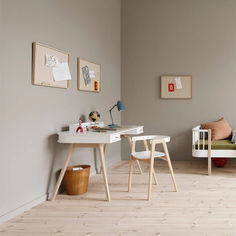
168,83,175,92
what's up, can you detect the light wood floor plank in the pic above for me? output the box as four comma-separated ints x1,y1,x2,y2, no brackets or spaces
1,160,236,235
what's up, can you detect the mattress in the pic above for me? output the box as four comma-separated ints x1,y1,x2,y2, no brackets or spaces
195,139,236,150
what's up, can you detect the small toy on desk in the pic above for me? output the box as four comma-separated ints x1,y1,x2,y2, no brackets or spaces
69,121,105,132
89,111,100,122
76,118,84,133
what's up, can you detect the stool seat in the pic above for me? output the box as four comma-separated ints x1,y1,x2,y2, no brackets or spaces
131,151,165,160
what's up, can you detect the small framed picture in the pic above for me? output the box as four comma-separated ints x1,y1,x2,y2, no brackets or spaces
78,58,101,92
161,75,192,99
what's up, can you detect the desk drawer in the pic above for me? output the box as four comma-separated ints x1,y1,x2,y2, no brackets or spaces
136,126,143,134
122,126,143,135
110,133,121,143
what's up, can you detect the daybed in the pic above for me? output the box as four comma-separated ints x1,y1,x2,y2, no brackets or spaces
192,125,236,175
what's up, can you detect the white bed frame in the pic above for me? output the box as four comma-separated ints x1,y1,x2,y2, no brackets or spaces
192,125,236,175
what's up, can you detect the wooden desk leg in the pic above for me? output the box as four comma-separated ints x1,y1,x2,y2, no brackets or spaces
98,144,110,201
50,144,75,201
99,144,107,174
163,142,178,192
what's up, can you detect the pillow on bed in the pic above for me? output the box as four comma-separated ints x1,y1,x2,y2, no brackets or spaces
201,118,232,141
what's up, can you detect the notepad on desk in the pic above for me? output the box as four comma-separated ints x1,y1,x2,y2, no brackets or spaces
93,127,118,131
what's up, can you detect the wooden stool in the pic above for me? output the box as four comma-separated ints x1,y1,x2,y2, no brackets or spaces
128,135,177,200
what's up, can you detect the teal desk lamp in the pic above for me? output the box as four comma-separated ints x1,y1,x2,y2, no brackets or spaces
108,101,125,128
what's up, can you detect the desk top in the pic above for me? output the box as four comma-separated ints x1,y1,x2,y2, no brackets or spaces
58,125,144,144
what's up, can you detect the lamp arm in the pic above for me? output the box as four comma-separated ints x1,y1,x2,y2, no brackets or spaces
109,104,117,112
109,110,114,126
109,104,117,126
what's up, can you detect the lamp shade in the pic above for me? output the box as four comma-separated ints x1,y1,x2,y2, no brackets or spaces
117,101,125,111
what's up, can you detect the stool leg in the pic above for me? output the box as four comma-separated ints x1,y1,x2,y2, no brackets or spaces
148,157,154,200
125,135,143,174
153,167,158,185
128,157,134,192
136,160,143,174
163,142,178,192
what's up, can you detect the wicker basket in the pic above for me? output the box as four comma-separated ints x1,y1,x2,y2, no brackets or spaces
64,165,91,195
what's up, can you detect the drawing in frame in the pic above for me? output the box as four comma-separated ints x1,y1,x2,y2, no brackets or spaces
78,58,101,92
161,75,192,99
32,42,69,89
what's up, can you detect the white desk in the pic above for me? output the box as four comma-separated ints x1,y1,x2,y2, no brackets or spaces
51,125,143,201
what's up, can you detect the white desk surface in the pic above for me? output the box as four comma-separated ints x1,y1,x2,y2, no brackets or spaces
58,125,144,144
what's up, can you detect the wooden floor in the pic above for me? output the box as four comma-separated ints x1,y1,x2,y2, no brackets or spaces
2,160,236,235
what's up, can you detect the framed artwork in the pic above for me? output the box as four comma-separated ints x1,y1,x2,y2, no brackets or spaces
32,42,70,89
161,75,192,99
78,58,101,92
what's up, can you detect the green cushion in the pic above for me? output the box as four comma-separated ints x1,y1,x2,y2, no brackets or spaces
195,139,236,150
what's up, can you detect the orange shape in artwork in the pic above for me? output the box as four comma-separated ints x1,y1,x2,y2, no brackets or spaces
94,81,98,91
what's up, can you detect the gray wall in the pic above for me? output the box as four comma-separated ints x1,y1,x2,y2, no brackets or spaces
0,0,121,219
121,0,236,160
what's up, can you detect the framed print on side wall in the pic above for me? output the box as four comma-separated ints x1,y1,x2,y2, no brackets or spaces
78,58,101,92
161,75,192,99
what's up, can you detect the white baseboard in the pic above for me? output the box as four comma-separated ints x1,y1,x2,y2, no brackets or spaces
0,159,120,225
0,194,48,225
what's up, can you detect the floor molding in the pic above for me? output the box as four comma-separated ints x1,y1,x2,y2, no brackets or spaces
0,194,47,225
